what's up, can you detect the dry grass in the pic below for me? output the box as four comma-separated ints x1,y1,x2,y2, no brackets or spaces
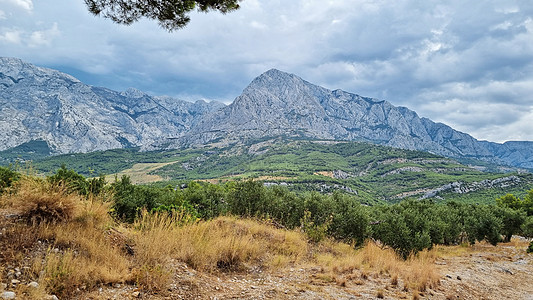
313,240,440,293
107,162,178,184
127,212,309,291
9,177,78,225
0,177,131,298
131,213,308,273
31,194,131,296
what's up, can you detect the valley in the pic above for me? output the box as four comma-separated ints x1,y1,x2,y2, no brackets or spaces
14,138,532,205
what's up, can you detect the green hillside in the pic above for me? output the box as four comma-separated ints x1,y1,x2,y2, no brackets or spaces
8,137,533,205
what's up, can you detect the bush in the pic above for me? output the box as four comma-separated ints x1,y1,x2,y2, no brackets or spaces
493,205,526,242
524,189,533,216
182,181,226,219
47,165,89,195
329,192,369,246
300,210,331,243
228,179,267,217
112,176,199,222
528,241,533,253
14,179,79,225
370,201,436,258
111,175,157,222
522,216,533,239
0,165,20,194
496,193,522,210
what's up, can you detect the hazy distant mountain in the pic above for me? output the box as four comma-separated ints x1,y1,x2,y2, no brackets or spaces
1,58,532,169
0,57,223,154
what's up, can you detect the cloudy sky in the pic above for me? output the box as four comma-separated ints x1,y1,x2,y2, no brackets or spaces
1,0,533,143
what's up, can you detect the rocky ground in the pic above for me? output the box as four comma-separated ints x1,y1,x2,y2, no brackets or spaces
81,241,532,300
436,240,533,300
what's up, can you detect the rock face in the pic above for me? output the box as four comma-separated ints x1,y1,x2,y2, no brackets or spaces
176,69,533,169
0,57,223,154
1,58,532,169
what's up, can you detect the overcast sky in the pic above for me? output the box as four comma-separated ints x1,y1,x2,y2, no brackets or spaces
1,0,532,143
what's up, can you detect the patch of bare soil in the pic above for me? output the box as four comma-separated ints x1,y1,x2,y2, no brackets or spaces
435,241,532,300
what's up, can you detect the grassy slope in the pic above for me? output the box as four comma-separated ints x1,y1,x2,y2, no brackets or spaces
8,138,533,204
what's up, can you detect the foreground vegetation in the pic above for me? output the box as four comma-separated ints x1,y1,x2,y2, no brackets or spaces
0,165,532,298
0,173,440,299
3,165,532,256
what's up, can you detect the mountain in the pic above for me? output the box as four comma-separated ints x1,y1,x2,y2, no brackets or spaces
0,57,223,154
168,69,533,169
1,58,532,169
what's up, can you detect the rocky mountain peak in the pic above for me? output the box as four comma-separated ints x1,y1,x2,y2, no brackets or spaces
2,58,532,169
236,68,329,111
0,57,224,154
244,69,310,95
175,69,533,169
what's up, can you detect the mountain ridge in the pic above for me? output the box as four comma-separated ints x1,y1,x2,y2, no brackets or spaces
164,68,533,169
0,57,223,154
1,57,532,169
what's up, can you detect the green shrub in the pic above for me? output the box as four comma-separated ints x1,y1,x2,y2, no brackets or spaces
521,216,533,239
111,175,157,222
300,210,331,243
111,176,199,223
370,204,432,259
0,165,20,194
329,192,369,246
47,165,89,195
496,193,522,210
228,179,267,217
493,205,526,242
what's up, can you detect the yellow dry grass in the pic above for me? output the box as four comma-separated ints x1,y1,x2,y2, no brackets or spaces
2,177,131,298
314,239,440,292
314,171,334,178
6,177,78,224
131,213,308,272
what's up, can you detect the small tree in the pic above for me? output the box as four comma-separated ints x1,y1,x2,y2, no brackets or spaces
522,216,533,239
47,165,89,195
496,194,522,210
523,189,533,216
494,206,526,242
329,192,369,246
0,166,20,194
228,179,266,217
